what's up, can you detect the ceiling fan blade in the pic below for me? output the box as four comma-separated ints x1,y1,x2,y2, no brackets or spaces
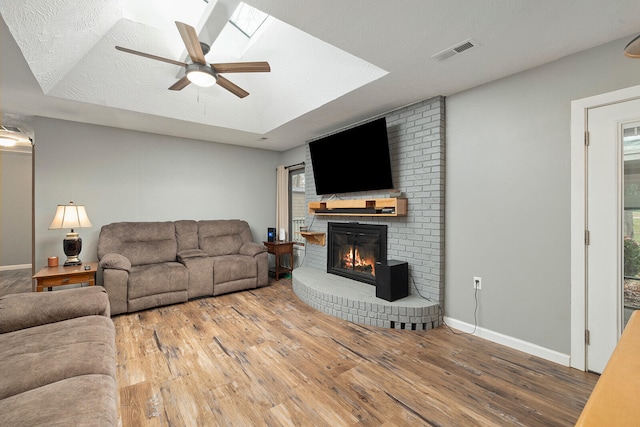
175,21,206,64
216,75,249,98
115,46,187,67
169,76,191,91
211,62,271,73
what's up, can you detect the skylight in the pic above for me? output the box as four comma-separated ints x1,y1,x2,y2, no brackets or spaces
229,2,269,38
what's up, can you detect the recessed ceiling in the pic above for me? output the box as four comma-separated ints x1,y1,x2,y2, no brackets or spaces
0,0,387,136
2,1,640,151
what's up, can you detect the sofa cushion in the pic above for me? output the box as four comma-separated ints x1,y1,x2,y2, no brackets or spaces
0,287,110,334
201,233,244,256
213,254,257,284
0,374,117,427
175,220,199,252
198,220,254,256
128,262,188,299
0,315,115,400
98,221,177,266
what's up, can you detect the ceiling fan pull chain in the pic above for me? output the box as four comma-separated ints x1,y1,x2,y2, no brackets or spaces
196,87,207,116
203,90,207,116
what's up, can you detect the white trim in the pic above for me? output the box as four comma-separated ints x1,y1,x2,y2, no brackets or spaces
570,84,640,371
0,264,32,271
443,317,570,366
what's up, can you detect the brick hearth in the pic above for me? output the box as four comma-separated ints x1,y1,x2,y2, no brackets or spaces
293,266,439,330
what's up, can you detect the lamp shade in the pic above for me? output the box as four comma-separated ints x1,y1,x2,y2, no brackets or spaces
49,202,92,230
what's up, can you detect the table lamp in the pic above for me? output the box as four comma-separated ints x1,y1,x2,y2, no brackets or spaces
49,201,92,266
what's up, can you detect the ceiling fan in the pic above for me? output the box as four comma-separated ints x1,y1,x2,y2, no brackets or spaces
116,21,270,98
624,34,640,58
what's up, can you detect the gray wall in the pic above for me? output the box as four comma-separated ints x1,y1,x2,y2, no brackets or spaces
279,144,306,169
33,117,280,272
446,37,640,354
0,150,31,267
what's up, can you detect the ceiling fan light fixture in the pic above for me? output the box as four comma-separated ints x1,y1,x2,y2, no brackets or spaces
624,34,640,58
185,63,217,87
0,136,18,147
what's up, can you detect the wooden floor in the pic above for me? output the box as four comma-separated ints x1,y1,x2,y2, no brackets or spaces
0,268,32,296
111,278,598,427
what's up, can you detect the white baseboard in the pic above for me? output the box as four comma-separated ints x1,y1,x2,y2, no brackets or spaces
443,316,570,367
0,264,32,272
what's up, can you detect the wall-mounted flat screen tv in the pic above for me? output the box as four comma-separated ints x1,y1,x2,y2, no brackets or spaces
309,117,394,195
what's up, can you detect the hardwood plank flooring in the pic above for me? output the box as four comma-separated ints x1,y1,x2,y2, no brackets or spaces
0,268,32,297
113,279,598,426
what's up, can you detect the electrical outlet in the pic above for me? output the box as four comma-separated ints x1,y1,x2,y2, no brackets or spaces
473,276,482,290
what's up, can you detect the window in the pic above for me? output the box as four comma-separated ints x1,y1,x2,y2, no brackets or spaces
229,2,269,38
289,168,306,245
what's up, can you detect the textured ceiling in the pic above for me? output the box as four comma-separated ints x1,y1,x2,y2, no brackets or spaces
2,0,640,151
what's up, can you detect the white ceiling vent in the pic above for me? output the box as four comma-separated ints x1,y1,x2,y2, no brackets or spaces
1,125,22,133
431,39,478,61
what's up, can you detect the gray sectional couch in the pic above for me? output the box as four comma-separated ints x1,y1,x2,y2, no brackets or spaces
98,219,268,315
0,286,117,426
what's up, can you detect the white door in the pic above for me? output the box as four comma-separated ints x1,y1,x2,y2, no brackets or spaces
586,98,640,373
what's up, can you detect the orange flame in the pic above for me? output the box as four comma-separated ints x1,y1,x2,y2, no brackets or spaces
341,247,376,276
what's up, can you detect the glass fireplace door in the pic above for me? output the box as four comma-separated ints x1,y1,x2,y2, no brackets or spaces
327,223,387,285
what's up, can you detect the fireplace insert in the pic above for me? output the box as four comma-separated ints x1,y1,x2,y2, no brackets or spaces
327,222,387,285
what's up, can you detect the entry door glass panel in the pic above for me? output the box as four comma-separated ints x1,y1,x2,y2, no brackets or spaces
623,122,640,328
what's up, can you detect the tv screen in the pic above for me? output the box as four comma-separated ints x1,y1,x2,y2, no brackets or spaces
309,117,394,195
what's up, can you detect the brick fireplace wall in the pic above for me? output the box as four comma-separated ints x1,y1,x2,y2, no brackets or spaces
303,96,445,306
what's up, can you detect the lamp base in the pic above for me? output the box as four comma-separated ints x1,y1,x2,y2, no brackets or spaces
63,257,82,266
63,232,83,267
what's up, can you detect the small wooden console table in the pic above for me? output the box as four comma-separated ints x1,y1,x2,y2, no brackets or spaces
32,261,98,292
263,241,294,280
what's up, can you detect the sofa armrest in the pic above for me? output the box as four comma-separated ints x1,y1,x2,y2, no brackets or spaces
240,241,268,257
0,287,111,334
99,253,131,272
177,249,209,263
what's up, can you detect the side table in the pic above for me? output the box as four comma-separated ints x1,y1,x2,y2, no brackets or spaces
263,241,294,280
32,261,98,292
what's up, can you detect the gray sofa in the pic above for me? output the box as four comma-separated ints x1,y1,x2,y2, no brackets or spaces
98,219,268,315
0,286,117,426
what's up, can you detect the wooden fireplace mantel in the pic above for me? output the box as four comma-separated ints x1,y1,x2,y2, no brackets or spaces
308,198,407,217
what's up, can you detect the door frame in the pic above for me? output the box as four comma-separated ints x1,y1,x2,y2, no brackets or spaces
571,84,640,370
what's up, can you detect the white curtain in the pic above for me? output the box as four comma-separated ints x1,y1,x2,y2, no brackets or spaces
276,165,289,241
